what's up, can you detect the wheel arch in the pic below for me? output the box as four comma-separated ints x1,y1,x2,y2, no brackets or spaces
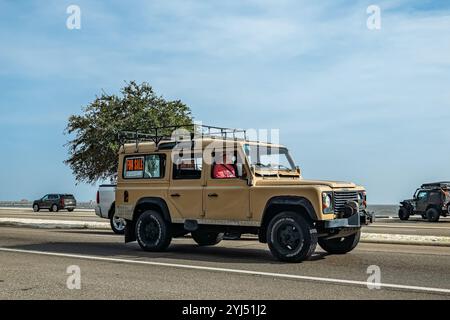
133,197,171,223
108,201,116,219
400,202,413,213
426,204,440,212
259,196,317,243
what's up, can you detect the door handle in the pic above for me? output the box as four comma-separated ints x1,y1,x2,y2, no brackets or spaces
170,193,181,197
208,193,218,197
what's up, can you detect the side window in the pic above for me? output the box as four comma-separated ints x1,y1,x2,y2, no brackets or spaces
211,150,244,179
42,195,49,201
124,156,145,179
417,191,428,200
144,154,165,178
123,155,165,179
429,191,441,203
173,153,202,180
49,194,59,200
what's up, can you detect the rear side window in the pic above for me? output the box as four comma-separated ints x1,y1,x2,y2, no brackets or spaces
123,154,166,179
173,153,202,180
49,194,59,200
429,191,442,203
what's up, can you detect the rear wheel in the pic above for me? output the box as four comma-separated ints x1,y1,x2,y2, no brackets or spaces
50,204,59,212
33,204,40,212
192,231,224,246
136,210,172,251
398,207,410,221
67,208,74,212
426,208,440,222
318,230,361,254
110,207,126,235
267,212,317,262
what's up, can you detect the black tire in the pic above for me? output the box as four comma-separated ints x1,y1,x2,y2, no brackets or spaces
426,208,440,222
110,207,126,235
267,212,317,262
192,231,224,246
398,207,410,221
50,204,59,212
67,208,74,212
318,230,361,254
135,210,172,251
33,204,40,212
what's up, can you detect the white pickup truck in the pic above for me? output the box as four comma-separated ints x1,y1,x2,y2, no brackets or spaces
95,184,126,234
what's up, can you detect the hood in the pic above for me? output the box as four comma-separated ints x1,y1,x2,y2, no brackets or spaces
256,178,356,189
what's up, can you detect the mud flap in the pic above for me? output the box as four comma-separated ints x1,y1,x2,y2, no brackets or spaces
124,220,136,243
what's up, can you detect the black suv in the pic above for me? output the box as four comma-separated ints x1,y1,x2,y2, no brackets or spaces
33,194,77,212
399,182,450,222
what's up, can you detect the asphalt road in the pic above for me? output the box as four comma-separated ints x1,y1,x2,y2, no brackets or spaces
0,226,450,299
2,208,450,235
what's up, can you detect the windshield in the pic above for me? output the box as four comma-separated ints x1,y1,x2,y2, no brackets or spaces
243,144,296,172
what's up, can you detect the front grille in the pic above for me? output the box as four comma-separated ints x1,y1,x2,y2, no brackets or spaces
334,191,359,215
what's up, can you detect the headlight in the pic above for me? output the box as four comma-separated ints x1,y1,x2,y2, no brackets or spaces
322,192,333,214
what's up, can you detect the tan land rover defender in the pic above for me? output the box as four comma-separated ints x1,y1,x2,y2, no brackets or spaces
115,125,373,262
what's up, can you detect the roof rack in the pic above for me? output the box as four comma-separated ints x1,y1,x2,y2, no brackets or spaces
118,124,256,149
421,182,450,189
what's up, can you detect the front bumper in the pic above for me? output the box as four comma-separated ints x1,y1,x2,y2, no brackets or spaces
321,208,374,239
324,209,374,229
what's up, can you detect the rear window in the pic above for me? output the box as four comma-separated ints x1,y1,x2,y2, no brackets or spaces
64,195,75,199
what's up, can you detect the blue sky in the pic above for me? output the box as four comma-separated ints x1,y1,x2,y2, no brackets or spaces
1,0,450,203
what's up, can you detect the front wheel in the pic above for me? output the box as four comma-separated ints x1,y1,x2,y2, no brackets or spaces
267,212,317,262
398,207,410,221
136,210,172,251
33,204,40,212
192,231,224,246
318,230,361,254
110,208,126,235
426,208,440,222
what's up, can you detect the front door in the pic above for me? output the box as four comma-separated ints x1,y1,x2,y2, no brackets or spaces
168,152,204,219
41,195,50,208
415,190,429,213
204,149,250,222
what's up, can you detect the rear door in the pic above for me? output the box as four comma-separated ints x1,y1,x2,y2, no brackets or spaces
168,150,204,219
49,194,59,207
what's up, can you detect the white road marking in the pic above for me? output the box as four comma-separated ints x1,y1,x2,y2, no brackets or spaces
0,247,449,295
370,224,450,230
